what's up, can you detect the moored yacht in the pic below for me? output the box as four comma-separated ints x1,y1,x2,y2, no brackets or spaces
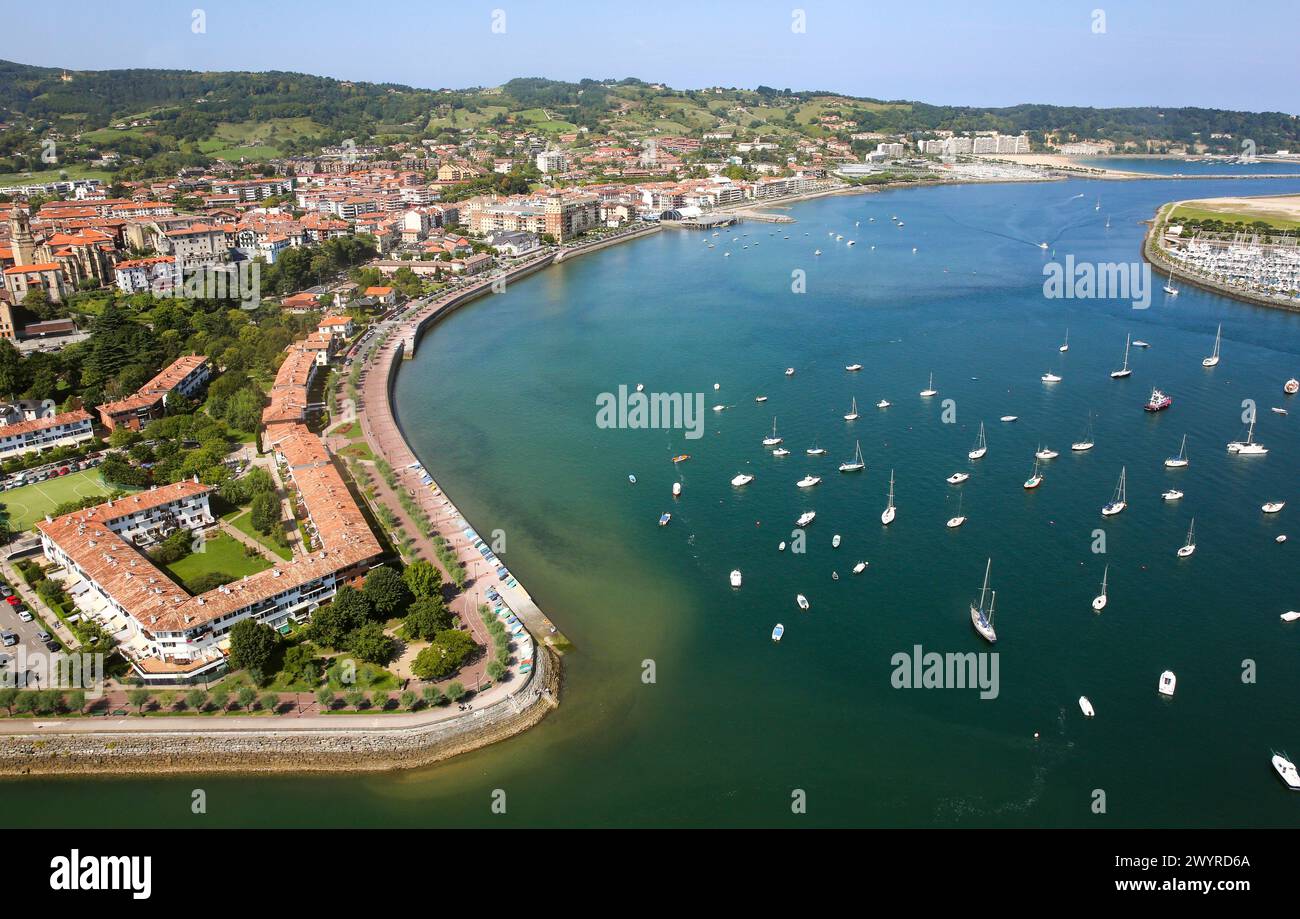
876,399,891,409
947,471,970,484
1092,565,1108,611
881,469,897,525
796,511,816,527
729,570,742,588
968,422,988,460
1202,323,1222,367
1164,434,1188,468
1158,670,1177,697
970,559,997,643
1227,419,1267,455
1262,501,1286,514
796,594,810,611
1145,387,1172,412
1079,696,1095,718
1162,489,1184,501
797,475,822,488
844,397,859,421
1111,334,1133,378
1035,445,1059,460
1272,753,1300,790
762,418,783,447
839,440,865,473
1177,518,1197,557
845,363,863,372
731,473,754,487
1041,370,1062,383
1101,466,1128,516
919,373,938,397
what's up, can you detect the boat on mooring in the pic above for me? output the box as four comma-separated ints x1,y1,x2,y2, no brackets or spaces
796,511,816,527
1101,466,1128,516
1111,334,1133,379
970,559,997,643
968,422,988,460
1092,565,1108,611
1164,434,1189,468
1273,753,1300,790
881,469,897,525
839,440,865,473
1177,518,1197,558
1159,670,1177,697
1079,696,1095,718
919,372,938,397
1203,323,1222,367
1145,387,1172,412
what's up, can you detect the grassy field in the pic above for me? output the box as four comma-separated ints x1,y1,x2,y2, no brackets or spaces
165,531,272,590
0,164,116,187
222,508,293,560
0,470,122,532
1172,199,1300,231
197,117,323,161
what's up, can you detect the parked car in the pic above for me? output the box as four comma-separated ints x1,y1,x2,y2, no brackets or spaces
0,585,12,598
44,639,61,652
36,630,50,642
1,632,17,647
4,595,19,605
18,610,33,622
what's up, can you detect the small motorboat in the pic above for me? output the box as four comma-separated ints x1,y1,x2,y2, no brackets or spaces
876,399,891,409
1038,242,1049,249
1162,489,1184,501
1041,371,1062,383
1158,670,1177,697
1278,535,1289,544
1272,407,1288,415
1280,611,1300,622
672,454,691,464
712,404,726,412
772,448,791,457
831,534,841,548
1272,753,1300,790
785,367,795,376
1262,501,1286,514
797,475,822,488
796,594,810,611
635,383,645,392
946,514,966,529
771,623,785,642
731,473,754,487
1134,340,1151,349
672,482,682,498
1078,696,1095,718
1286,378,1300,395
729,570,742,588
845,363,863,372
1035,446,1059,460
796,511,816,527
628,474,637,484
852,561,867,575
1000,415,1018,423
755,395,768,402
813,249,821,256
658,512,671,527
778,541,787,551
947,472,970,484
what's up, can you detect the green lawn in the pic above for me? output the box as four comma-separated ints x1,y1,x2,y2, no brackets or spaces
165,532,271,590
222,508,293,560
0,164,116,187
1171,203,1300,231
0,470,123,532
196,118,323,162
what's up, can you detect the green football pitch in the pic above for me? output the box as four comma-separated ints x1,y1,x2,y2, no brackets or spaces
0,469,123,532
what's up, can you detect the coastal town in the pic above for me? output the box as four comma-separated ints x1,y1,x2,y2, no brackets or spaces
0,64,1297,776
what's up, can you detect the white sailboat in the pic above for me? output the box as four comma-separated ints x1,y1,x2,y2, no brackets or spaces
838,440,865,473
968,422,988,460
946,493,967,528
1110,334,1133,378
881,469,896,525
1023,457,1043,489
1227,419,1268,455
1035,444,1059,460
1059,328,1069,352
1262,500,1286,514
1071,413,1096,451
970,559,997,643
919,373,938,397
1164,434,1189,468
1163,267,1180,296
806,442,827,456
1092,564,1108,611
762,418,783,447
844,397,859,421
1177,517,1197,557
1101,466,1127,516
1272,753,1300,790
1202,323,1222,367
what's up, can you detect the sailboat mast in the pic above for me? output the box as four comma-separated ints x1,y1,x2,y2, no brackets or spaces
978,558,991,611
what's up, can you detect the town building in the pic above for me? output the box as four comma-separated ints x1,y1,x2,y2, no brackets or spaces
96,355,211,432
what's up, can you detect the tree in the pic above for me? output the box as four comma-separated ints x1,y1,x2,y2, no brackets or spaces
66,689,87,714
259,692,279,713
362,565,413,621
236,685,257,711
308,586,370,649
445,681,467,702
127,687,152,714
411,629,479,681
249,491,280,535
227,619,278,679
402,559,443,600
344,689,365,710
370,691,389,710
401,596,453,641
346,621,394,665
400,690,417,709
280,643,323,687
210,686,231,711
316,687,335,710
186,688,207,712
421,685,442,707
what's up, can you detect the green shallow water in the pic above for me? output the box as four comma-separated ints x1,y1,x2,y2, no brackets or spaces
11,176,1300,827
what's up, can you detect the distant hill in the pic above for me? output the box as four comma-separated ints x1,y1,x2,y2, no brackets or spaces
2,61,1297,183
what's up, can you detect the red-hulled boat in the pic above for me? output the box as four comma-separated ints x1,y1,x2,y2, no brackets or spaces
1144,387,1172,412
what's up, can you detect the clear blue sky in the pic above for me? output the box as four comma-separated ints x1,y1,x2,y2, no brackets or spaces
3,0,1297,111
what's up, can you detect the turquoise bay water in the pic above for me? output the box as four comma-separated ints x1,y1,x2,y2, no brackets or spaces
12,176,1300,827
1082,156,1300,176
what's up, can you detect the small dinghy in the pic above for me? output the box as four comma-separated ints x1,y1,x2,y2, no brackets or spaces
853,561,867,574
947,472,970,484
771,623,784,642
1262,501,1286,514
778,541,787,551
1078,696,1095,718
831,534,841,548
729,570,742,588
658,512,671,527
628,474,637,484
1158,670,1177,697
1280,611,1300,622
796,594,810,611
731,473,754,487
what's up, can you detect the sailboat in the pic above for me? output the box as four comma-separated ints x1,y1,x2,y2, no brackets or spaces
1177,517,1197,557
1092,565,1108,611
1071,413,1096,451
762,418,783,447
881,469,897,525
1110,334,1133,378
806,441,827,456
970,559,997,643
838,440,865,473
1202,323,1222,367
967,422,988,460
919,373,938,397
1105,215,1111,229
946,493,967,528
1164,434,1189,468
1101,466,1127,516
844,397,859,421
1023,457,1044,489
1163,267,1180,296
1227,419,1268,455
1059,329,1069,352
1035,444,1059,460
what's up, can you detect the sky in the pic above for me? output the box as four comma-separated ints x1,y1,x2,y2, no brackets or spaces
2,0,1298,112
